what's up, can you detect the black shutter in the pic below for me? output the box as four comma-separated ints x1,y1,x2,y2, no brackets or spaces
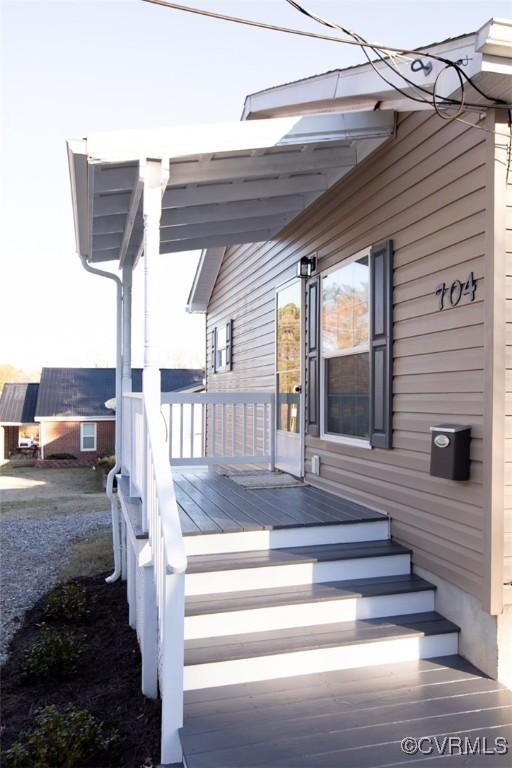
369,240,394,449
225,320,233,371
211,328,217,373
306,275,321,437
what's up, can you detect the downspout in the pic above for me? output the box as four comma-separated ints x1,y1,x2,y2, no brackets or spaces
79,255,123,583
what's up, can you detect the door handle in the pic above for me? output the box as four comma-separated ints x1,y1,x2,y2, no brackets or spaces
293,385,302,394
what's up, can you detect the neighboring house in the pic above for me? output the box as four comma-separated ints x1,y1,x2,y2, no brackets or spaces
66,19,512,766
0,383,39,459
1,368,204,461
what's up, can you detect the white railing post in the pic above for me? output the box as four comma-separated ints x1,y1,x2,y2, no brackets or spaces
160,571,185,764
141,564,158,699
269,393,276,471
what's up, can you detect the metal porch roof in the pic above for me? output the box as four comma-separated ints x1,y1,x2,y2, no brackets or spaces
35,368,204,419
0,383,39,425
67,110,395,266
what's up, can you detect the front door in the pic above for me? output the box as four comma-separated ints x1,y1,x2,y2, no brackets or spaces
275,280,303,477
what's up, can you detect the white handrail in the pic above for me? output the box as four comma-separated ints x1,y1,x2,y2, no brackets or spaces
143,395,187,762
161,391,273,404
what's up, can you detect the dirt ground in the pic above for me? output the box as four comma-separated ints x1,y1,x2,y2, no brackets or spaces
0,464,107,520
0,464,159,766
1,573,162,768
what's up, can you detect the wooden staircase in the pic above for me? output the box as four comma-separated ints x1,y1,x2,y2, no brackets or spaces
177,507,462,766
182,540,457,691
116,470,512,767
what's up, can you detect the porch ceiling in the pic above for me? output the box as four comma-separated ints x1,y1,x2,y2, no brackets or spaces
67,110,395,265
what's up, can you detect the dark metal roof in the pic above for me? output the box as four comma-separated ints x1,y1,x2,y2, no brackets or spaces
0,383,39,424
35,368,204,418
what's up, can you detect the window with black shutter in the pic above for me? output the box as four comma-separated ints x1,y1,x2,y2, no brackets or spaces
212,320,233,373
308,241,393,448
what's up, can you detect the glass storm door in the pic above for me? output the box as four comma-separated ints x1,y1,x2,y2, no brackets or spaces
276,281,303,477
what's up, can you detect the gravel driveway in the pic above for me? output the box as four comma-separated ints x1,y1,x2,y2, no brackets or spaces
0,466,111,663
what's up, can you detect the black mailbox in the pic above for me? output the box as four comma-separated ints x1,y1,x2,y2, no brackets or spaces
430,425,471,481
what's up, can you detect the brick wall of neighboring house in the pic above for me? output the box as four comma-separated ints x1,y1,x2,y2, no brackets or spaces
40,420,115,463
1,426,19,459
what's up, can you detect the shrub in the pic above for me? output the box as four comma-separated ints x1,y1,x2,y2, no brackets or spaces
46,453,77,460
97,454,116,472
21,624,85,680
43,583,89,623
3,704,117,768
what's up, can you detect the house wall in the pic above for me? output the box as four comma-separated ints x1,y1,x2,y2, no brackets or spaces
40,420,115,463
206,109,499,610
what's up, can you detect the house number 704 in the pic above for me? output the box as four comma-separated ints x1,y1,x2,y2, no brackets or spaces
435,272,477,311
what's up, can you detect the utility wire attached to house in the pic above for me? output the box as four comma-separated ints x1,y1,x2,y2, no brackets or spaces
141,0,512,175
282,0,511,176
142,0,511,111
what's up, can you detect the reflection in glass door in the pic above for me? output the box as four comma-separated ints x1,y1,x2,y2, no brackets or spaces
276,281,303,477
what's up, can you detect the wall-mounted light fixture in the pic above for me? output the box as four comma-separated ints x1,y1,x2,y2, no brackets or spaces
296,254,317,279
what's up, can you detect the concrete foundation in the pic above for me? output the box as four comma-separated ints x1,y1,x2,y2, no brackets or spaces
497,602,512,688
414,564,509,685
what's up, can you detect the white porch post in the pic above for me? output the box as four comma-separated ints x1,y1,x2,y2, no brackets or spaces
142,158,167,529
120,262,133,581
121,261,133,477
141,158,185,764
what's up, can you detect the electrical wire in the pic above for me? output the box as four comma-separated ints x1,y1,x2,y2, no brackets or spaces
287,0,511,108
282,0,511,171
284,0,504,118
285,0,443,109
285,0,512,178
142,0,512,110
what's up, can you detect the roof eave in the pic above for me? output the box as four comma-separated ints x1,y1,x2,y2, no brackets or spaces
187,247,226,313
242,20,512,121
67,139,89,259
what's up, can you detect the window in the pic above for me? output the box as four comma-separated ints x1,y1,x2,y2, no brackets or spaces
321,252,370,440
80,422,97,452
212,321,232,373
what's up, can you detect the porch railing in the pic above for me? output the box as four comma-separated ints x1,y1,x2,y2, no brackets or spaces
122,391,186,763
121,389,275,762
160,391,275,468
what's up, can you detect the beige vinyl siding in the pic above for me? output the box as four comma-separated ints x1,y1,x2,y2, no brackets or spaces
206,109,492,603
504,123,512,587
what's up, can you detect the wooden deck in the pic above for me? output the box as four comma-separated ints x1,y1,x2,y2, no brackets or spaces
181,656,512,767
174,470,385,536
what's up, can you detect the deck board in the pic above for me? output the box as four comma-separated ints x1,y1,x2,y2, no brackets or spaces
173,470,385,535
181,657,512,767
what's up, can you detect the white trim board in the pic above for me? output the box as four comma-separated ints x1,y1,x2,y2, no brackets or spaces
35,416,115,422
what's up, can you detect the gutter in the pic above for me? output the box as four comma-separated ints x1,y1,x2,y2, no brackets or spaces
79,255,123,583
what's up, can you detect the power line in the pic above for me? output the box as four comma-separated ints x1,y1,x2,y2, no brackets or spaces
142,0,512,110
283,0,511,171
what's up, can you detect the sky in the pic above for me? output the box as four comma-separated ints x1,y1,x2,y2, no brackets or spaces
1,0,510,373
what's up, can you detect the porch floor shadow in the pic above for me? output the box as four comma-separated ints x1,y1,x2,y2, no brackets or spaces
173,469,385,536
181,655,512,768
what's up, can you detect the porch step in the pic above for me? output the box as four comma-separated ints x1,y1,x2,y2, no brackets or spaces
185,540,411,595
183,519,389,556
183,611,459,690
184,574,435,638
180,657,512,768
